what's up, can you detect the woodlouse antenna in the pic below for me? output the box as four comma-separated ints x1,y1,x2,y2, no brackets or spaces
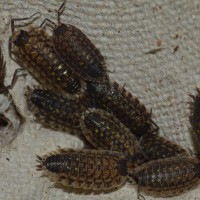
58,0,67,25
40,18,57,30
11,12,41,33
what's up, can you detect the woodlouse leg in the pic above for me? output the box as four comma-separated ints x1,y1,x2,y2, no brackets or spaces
150,119,159,134
188,147,200,157
137,181,145,200
11,12,41,33
5,69,27,90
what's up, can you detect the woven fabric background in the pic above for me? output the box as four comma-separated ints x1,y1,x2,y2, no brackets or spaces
0,0,200,199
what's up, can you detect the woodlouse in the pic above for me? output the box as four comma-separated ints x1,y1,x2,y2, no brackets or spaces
189,88,200,142
87,81,158,137
80,108,143,162
44,2,108,82
25,87,90,131
140,133,189,160
36,148,128,190
9,13,86,99
130,157,200,198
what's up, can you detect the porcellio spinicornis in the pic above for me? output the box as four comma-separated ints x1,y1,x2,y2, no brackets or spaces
44,2,108,82
9,13,86,99
36,148,128,190
80,108,144,162
25,87,90,131
87,81,158,138
130,157,200,198
190,88,200,143
140,133,189,160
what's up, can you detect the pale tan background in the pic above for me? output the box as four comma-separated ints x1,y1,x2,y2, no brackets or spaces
0,0,200,199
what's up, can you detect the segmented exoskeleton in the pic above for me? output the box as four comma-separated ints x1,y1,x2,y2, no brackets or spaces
36,148,128,190
41,2,108,82
25,87,90,131
9,13,86,99
130,157,200,198
140,133,189,160
80,108,144,163
87,81,158,138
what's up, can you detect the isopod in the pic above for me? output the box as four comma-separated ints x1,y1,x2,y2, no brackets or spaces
43,2,108,82
80,108,143,162
36,148,128,190
87,81,158,137
130,157,200,198
9,13,86,99
189,88,200,143
140,133,189,160
25,87,90,131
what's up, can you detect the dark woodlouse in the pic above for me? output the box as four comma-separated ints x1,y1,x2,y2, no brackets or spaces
25,87,90,131
9,13,86,99
189,88,200,143
130,157,200,198
36,148,128,190
80,108,143,162
87,81,158,138
140,133,189,160
43,2,108,82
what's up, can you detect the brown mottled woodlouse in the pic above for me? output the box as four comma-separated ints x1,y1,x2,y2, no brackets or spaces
43,2,108,82
87,81,158,138
140,133,189,160
130,157,200,198
36,148,128,190
9,13,86,99
25,87,90,131
80,108,144,162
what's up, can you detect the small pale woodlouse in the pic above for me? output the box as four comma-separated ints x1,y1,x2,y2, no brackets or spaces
130,157,200,198
87,81,158,138
25,87,90,131
36,148,129,190
9,13,86,99
140,133,189,160
80,108,144,162
43,2,108,82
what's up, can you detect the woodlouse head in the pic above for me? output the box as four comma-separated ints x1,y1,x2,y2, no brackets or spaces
53,23,68,36
82,111,102,130
11,30,29,47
